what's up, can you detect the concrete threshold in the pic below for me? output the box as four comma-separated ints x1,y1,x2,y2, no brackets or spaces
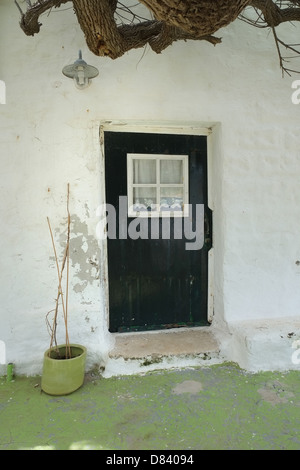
110,327,219,359
105,327,222,377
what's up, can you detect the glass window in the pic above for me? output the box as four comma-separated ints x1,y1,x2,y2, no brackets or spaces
127,154,189,217
160,159,183,184
133,159,156,184
133,187,157,212
160,187,184,211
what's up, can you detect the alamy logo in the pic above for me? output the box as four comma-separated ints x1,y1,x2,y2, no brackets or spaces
291,80,300,104
96,196,204,251
291,339,300,365
0,80,6,104
0,340,6,365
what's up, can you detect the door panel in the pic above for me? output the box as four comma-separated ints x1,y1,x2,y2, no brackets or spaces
104,131,212,332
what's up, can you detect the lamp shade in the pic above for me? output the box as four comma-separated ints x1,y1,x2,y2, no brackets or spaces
62,50,99,89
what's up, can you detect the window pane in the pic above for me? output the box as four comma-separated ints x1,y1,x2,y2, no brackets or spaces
133,159,156,184
133,187,157,211
160,160,183,184
160,187,183,211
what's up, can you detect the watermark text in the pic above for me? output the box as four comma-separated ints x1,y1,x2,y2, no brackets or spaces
0,340,6,365
0,80,6,104
96,196,204,251
291,80,300,104
291,339,300,365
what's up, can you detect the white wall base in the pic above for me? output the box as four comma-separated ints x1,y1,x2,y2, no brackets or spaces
220,317,300,372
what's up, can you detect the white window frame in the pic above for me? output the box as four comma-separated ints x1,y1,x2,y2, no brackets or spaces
127,153,189,218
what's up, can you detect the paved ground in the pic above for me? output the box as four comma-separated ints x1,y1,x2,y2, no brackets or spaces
0,363,300,450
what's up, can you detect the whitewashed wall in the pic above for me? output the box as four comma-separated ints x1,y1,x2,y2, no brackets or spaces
1,0,300,375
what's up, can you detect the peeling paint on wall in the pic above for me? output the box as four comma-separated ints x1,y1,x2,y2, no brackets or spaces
56,214,100,294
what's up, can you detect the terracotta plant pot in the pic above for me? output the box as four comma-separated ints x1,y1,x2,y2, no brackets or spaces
41,344,87,396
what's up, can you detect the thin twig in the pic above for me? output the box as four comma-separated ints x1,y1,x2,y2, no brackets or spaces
65,183,71,358
47,217,64,354
46,184,71,358
14,0,23,15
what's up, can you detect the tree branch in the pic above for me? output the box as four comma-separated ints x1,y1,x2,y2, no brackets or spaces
244,1,300,75
72,0,222,58
250,0,300,25
17,0,70,35
14,0,300,74
138,0,250,36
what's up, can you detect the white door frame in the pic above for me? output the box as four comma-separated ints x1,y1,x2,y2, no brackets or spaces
96,120,222,330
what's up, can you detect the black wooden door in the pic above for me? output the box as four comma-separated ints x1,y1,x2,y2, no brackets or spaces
104,131,212,332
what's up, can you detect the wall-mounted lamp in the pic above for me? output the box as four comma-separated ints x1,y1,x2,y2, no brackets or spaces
62,50,99,89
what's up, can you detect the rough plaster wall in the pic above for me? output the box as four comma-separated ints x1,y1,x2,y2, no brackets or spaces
0,0,300,374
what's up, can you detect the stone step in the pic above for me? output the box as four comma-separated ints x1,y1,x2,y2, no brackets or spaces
104,328,222,377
